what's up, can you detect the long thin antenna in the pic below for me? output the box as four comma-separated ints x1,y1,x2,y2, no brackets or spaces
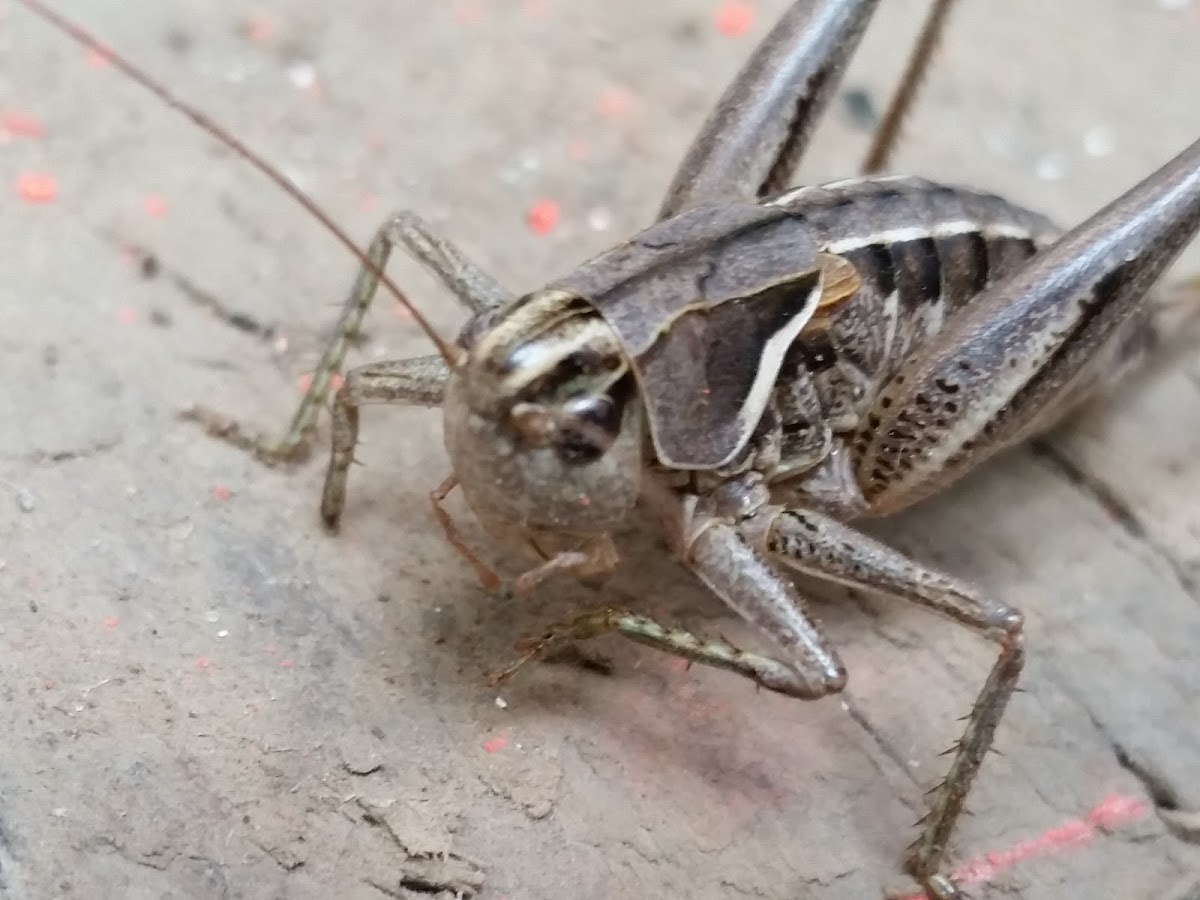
14,0,462,366
860,0,958,175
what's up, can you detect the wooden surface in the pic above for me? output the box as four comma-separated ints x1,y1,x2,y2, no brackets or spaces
2,1,1200,898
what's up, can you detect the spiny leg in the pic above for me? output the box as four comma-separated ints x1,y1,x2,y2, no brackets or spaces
860,0,959,175
322,356,449,528
269,210,509,460
486,607,831,696
757,505,1022,898
187,209,512,464
490,481,848,698
658,0,884,218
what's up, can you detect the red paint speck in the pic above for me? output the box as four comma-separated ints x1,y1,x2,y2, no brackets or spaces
567,139,590,162
16,171,58,204
1,112,46,139
715,0,755,37
279,659,294,669
211,485,232,502
103,615,119,632
245,14,275,43
527,199,560,235
143,194,168,217
598,86,635,120
87,47,114,69
297,372,345,394
116,305,138,326
196,657,213,671
578,494,592,507
454,0,485,25
483,734,509,753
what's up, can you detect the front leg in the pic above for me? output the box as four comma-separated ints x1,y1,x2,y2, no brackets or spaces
185,209,512,464
271,209,511,461
322,356,449,528
323,356,513,590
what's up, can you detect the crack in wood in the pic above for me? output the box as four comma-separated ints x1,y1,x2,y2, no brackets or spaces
1030,440,1198,598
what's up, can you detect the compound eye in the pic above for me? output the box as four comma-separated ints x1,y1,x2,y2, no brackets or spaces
555,394,621,465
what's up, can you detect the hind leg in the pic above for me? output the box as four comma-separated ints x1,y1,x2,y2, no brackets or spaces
658,0,960,218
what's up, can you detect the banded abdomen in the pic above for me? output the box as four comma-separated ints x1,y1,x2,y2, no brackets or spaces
767,175,1059,435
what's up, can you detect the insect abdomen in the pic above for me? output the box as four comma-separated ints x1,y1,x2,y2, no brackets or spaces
769,176,1059,431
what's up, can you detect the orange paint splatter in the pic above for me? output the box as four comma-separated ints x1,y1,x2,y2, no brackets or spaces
715,0,755,37
527,199,560,236
16,171,58,204
102,615,119,631
211,485,232,502
897,794,1149,899
143,194,168,217
116,305,138,326
1,112,46,139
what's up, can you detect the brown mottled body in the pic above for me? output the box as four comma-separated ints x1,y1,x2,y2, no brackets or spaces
20,0,1199,898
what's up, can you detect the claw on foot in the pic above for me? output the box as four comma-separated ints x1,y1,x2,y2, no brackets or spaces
179,404,313,466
